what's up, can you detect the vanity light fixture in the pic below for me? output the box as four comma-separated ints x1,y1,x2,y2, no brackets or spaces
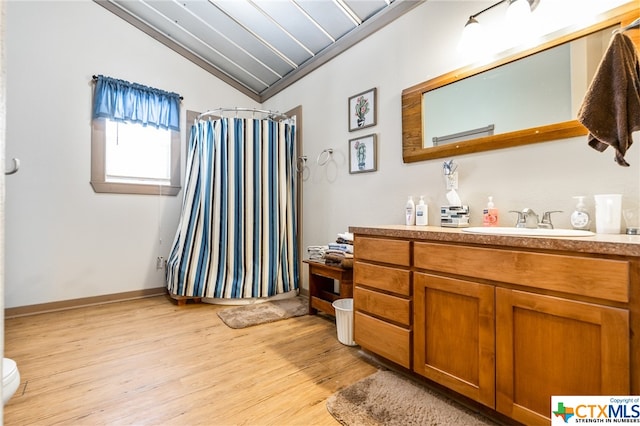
458,15,484,52
505,0,534,22
463,0,537,28
459,0,539,52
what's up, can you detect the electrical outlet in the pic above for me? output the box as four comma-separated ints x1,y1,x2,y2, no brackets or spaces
156,256,164,270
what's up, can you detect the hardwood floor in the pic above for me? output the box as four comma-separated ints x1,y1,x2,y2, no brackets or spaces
4,295,378,425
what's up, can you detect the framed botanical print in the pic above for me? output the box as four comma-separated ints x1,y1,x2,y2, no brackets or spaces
348,88,377,132
349,134,377,174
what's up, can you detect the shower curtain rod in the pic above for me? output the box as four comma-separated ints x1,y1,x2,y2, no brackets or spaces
197,107,289,121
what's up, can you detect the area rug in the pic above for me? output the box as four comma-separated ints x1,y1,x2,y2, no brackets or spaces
326,370,497,426
217,296,308,329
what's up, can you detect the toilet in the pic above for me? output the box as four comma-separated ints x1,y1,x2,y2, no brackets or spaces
3,358,20,405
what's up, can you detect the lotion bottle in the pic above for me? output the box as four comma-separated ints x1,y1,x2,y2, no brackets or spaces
405,196,416,226
570,196,591,230
416,196,428,226
482,196,499,227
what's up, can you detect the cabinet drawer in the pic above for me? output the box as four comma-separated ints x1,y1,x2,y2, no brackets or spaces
355,311,411,368
354,286,410,326
414,242,629,302
354,262,410,296
354,237,410,266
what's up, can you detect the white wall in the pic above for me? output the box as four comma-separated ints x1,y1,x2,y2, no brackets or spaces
264,0,640,276
4,1,257,308
4,0,639,308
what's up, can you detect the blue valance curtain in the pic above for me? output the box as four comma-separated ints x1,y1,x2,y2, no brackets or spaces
92,75,181,131
166,117,298,299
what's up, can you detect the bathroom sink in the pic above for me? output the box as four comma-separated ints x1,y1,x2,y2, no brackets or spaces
461,227,595,237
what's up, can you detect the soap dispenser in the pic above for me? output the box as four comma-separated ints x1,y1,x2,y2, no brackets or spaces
416,196,428,226
482,196,499,227
405,196,416,226
570,196,591,230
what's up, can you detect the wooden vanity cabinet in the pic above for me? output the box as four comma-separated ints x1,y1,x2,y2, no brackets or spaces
353,236,412,368
414,241,631,425
353,230,635,425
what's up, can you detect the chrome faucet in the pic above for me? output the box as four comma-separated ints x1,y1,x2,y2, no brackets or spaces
510,209,562,229
538,210,563,229
521,208,539,228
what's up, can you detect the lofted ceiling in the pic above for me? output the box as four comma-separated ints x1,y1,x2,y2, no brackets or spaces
95,0,423,102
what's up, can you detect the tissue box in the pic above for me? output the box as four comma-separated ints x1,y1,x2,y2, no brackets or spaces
441,205,470,227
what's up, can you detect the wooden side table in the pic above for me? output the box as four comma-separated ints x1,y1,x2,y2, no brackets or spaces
303,259,353,316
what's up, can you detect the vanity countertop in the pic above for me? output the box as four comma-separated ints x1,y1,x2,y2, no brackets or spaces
349,225,640,257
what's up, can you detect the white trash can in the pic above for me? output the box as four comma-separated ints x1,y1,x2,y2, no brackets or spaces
332,298,357,346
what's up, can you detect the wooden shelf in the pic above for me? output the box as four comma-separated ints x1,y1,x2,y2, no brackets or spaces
303,259,353,316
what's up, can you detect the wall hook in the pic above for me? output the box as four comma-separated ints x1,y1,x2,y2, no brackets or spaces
316,148,334,166
296,156,308,173
5,158,20,175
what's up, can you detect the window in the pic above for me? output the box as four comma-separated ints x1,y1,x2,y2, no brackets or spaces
90,75,181,195
105,120,171,185
91,118,181,195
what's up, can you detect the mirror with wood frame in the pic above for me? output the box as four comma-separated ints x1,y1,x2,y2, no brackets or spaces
401,4,639,163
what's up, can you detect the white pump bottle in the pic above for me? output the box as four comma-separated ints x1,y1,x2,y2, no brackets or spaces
416,196,428,226
405,196,416,226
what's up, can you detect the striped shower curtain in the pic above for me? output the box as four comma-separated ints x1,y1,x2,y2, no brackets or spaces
166,117,298,299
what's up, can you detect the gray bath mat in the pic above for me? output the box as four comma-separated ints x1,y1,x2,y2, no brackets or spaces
217,296,308,329
327,370,497,425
